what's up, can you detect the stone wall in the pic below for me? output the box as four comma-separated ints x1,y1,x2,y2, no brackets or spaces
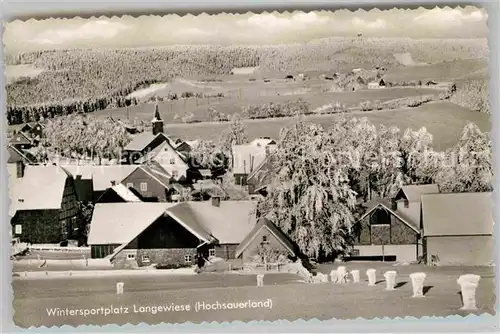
137,248,197,267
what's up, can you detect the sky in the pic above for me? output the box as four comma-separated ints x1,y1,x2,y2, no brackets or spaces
4,7,488,52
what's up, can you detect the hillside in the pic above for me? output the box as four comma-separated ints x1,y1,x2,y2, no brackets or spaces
6,37,487,108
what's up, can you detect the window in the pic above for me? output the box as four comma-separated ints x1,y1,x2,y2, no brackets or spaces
127,253,136,260
184,255,192,263
126,182,133,189
140,182,147,191
170,158,175,164
209,248,216,257
404,200,409,208
141,255,150,263
262,235,268,243
61,220,67,234
172,170,178,177
15,225,22,234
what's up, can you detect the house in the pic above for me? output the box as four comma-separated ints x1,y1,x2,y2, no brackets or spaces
136,140,190,182
247,153,275,196
121,163,173,202
123,104,171,163
26,122,44,142
10,165,81,244
393,184,440,228
235,218,295,262
9,131,33,150
7,145,36,165
250,137,277,147
421,192,493,266
175,140,198,155
95,183,142,203
379,78,386,87
124,105,190,181
368,82,380,89
61,165,138,202
87,200,259,267
232,142,276,186
191,179,226,201
352,199,421,262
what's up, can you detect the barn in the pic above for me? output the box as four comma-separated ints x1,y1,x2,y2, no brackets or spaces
421,192,494,266
88,200,259,268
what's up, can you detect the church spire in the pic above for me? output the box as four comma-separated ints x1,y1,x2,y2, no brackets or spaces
152,102,164,135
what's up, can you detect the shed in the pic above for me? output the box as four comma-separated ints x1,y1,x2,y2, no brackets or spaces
235,218,295,262
421,192,493,266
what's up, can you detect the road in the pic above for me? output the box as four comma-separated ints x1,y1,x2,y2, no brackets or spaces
12,269,495,327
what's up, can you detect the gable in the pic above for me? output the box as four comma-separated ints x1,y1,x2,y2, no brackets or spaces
235,218,295,258
122,167,170,189
354,205,419,245
7,146,35,164
10,132,31,145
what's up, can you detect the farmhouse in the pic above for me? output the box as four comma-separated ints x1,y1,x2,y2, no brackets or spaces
352,199,421,262
421,192,493,266
10,165,81,244
87,200,260,267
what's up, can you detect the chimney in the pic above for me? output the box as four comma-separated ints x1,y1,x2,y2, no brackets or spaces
16,161,25,178
152,103,164,135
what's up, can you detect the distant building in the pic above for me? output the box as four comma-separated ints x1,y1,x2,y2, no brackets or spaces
421,192,493,266
232,142,277,186
121,163,174,202
393,184,440,228
247,153,275,196
123,104,190,182
368,82,380,89
61,165,138,203
10,165,81,244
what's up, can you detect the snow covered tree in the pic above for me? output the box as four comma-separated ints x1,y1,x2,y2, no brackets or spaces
257,118,357,259
219,113,248,165
189,140,225,169
436,122,492,192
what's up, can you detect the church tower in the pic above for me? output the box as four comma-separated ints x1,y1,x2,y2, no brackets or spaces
151,103,164,135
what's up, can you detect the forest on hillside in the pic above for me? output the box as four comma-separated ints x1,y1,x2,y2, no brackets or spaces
5,37,488,125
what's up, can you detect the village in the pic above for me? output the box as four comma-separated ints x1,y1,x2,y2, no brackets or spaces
4,7,495,328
